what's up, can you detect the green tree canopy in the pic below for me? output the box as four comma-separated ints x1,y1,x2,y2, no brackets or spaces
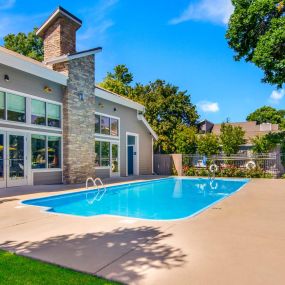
4,28,43,61
99,65,199,153
246,106,285,129
220,123,245,155
173,125,197,154
197,134,220,156
226,0,285,87
251,135,276,153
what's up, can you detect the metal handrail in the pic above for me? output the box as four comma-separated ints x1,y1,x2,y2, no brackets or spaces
85,177,107,204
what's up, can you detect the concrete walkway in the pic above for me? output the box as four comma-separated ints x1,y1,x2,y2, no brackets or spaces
0,178,285,285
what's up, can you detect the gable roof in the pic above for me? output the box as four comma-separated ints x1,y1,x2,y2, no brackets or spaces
95,86,158,140
0,46,67,85
95,86,145,112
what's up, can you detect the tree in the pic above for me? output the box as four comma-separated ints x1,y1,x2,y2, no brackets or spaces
247,106,285,129
4,28,43,61
100,65,199,153
226,0,285,87
99,65,133,97
251,135,276,153
197,134,220,156
220,123,245,155
173,125,197,154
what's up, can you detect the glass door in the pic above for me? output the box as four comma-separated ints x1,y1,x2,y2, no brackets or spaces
0,133,5,188
111,143,119,177
7,133,27,187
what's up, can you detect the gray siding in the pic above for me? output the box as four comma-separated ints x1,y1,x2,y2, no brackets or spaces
33,171,63,185
95,97,153,176
0,64,64,102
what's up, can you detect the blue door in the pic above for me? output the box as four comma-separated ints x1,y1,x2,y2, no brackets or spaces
128,146,134,175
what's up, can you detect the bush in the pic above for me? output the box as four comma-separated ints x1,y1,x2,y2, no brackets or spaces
183,165,273,179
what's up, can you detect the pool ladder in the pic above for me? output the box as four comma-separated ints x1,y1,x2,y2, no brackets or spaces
85,177,107,204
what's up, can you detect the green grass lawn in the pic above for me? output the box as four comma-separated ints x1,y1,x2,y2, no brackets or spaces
0,250,121,285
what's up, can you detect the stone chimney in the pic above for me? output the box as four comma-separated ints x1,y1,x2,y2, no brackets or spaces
36,7,102,184
36,6,82,71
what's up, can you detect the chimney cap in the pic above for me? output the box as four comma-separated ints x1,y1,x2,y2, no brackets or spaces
36,6,82,37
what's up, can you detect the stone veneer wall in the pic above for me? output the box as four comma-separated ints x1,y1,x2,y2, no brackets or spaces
63,55,96,184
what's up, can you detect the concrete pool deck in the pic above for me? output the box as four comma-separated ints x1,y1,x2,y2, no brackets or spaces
0,177,285,285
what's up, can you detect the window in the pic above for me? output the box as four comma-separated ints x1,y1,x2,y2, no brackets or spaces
112,144,119,173
95,114,119,137
128,135,136,145
101,116,110,135
95,114,100,133
47,103,61,128
95,141,110,167
7,93,26,122
48,136,61,168
111,118,119,136
0,92,4,120
31,99,46,125
32,135,61,169
31,135,46,169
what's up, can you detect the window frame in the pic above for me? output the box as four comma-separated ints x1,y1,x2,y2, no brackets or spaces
0,87,62,131
94,112,120,139
31,134,62,171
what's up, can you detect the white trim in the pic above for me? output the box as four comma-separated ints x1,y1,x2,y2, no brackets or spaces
32,168,62,173
0,47,67,85
95,87,145,112
45,49,102,65
137,114,158,140
126,132,139,176
95,111,120,140
0,125,62,136
0,87,63,133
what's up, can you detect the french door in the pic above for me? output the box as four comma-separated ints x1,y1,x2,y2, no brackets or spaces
111,143,120,177
0,131,27,188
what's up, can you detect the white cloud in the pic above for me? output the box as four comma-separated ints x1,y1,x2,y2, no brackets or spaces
77,0,118,49
198,101,220,113
169,0,234,25
269,89,285,104
0,0,15,10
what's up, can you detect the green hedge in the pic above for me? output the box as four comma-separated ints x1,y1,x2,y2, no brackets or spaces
183,166,273,178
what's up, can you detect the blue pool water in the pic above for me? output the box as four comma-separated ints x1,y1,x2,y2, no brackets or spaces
22,178,248,220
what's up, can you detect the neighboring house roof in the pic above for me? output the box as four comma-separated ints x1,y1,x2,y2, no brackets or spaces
36,6,82,37
95,86,158,140
212,121,280,142
0,46,67,85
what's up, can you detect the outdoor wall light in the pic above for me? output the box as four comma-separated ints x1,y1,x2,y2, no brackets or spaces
78,93,84,101
98,102,104,108
114,107,117,112
44,86,53,93
4,74,9,82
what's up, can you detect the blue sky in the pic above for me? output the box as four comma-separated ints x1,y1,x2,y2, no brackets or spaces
0,0,284,123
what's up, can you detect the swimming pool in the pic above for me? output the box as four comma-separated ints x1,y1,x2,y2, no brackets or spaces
22,178,249,220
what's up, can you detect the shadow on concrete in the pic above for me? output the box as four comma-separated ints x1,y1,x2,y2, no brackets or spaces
0,226,186,284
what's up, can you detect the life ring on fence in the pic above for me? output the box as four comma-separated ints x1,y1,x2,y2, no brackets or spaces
246,160,256,170
210,180,218,190
209,164,219,173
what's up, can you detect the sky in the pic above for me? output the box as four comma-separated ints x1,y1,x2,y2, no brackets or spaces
0,0,284,123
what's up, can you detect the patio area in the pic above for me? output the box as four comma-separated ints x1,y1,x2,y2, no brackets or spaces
0,177,285,285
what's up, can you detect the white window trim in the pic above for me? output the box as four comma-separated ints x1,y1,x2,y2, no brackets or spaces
0,87,63,131
95,111,120,139
95,138,120,176
126,132,140,176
